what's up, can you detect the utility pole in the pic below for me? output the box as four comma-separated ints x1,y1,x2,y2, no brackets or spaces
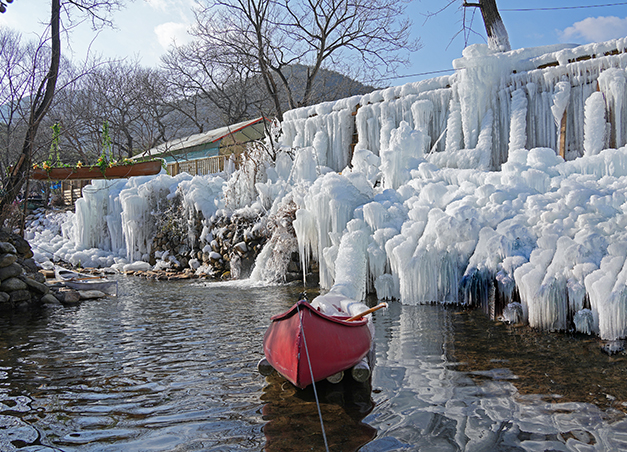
464,0,511,52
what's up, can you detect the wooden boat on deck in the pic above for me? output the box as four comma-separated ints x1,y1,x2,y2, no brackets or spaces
260,295,386,389
55,267,118,296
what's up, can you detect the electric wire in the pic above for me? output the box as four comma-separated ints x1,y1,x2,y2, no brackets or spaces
502,2,627,11
376,68,455,83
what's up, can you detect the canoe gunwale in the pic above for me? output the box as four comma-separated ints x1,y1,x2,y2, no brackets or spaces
269,300,368,327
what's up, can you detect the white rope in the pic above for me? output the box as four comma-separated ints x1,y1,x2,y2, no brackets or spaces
296,302,330,452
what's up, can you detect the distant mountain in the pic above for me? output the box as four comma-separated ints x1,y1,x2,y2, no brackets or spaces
281,64,376,106
168,65,376,139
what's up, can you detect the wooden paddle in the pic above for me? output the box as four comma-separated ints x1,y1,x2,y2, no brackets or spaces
67,276,105,281
346,302,388,321
51,276,105,283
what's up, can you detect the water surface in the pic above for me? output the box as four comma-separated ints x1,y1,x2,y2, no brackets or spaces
1,277,626,451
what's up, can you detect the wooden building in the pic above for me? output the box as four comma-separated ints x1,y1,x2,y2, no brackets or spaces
134,117,270,176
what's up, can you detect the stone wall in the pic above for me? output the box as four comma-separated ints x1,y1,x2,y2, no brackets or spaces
148,212,269,279
0,231,56,310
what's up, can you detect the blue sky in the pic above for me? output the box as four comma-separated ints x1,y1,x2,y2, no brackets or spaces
2,0,627,87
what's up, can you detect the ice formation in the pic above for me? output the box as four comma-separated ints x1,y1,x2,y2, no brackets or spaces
26,37,627,340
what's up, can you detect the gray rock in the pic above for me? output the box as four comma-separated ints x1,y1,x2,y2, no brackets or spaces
41,293,62,306
1,277,28,292
6,235,32,258
9,289,31,303
0,292,9,303
0,242,17,255
234,241,248,254
19,276,49,294
0,263,23,281
79,290,106,300
21,258,40,274
0,253,17,268
59,289,81,304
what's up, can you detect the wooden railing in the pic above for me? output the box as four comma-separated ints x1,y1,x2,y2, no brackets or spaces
167,155,239,177
62,180,90,205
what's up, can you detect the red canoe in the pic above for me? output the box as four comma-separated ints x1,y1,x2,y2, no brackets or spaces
262,300,372,389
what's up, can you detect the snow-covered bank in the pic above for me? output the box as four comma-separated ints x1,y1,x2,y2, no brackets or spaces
25,37,627,340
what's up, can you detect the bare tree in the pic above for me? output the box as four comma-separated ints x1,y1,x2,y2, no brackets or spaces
279,0,416,108
50,60,183,163
171,0,417,121
162,41,266,128
0,0,61,228
0,29,52,180
0,0,124,224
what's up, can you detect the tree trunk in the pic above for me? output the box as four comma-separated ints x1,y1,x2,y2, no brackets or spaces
0,0,61,223
478,0,510,52
465,0,510,52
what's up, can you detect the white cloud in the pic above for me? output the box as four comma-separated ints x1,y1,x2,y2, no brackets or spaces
146,0,198,19
155,22,193,50
145,0,172,13
559,16,627,43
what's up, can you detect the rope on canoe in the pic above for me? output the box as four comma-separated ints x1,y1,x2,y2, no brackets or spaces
296,302,330,452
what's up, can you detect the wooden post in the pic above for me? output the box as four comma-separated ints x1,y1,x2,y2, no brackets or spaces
559,109,567,160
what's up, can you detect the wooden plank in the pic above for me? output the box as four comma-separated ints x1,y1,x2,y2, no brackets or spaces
559,109,567,160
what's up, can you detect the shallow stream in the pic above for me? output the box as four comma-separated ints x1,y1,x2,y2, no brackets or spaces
1,277,627,451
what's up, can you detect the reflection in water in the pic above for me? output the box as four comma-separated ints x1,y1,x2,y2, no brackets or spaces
365,302,627,451
261,374,376,451
2,279,627,450
0,278,305,451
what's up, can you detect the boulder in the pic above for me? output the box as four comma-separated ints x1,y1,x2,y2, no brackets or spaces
41,293,62,306
58,289,81,304
0,253,17,268
20,258,40,274
0,292,9,303
78,290,106,300
9,289,31,303
0,232,32,259
234,241,248,254
19,276,49,294
31,272,46,284
0,277,28,292
0,242,17,255
0,263,23,281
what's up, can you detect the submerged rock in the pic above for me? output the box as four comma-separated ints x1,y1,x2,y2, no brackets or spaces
78,290,107,300
57,289,81,305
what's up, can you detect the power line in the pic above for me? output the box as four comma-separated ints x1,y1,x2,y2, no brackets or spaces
377,68,455,83
502,2,627,12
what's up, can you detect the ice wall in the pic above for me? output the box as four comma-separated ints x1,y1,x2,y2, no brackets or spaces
29,172,227,269
286,38,627,340
282,39,627,176
26,37,627,341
